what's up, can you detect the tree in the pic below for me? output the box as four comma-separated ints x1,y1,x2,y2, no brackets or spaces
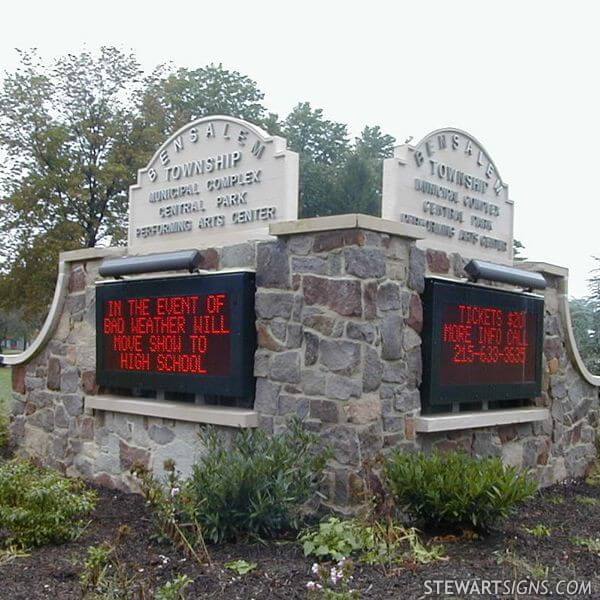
138,63,277,142
513,239,527,262
283,105,394,218
337,126,395,217
570,256,600,375
0,48,146,323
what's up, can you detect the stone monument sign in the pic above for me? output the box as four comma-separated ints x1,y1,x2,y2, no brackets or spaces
129,115,299,252
382,128,514,265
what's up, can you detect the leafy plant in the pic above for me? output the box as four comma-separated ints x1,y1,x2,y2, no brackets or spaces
300,518,371,561
132,459,210,566
524,524,551,537
307,558,359,599
224,559,257,575
155,574,194,600
385,451,537,532
0,412,9,449
572,536,600,554
0,459,97,548
300,518,445,568
576,495,600,506
496,548,549,580
185,417,330,542
80,526,147,599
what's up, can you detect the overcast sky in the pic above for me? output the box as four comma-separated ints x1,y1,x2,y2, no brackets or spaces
1,0,598,297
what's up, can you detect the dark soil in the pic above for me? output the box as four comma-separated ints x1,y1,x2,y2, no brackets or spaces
2,479,600,599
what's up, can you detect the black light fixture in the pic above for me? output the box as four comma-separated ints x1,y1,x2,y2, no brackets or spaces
99,249,202,278
464,259,547,291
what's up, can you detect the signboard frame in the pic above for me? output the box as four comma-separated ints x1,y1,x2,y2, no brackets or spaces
95,271,256,399
421,278,544,412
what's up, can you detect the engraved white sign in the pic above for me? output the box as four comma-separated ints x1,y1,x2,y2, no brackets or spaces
382,128,514,265
128,115,299,252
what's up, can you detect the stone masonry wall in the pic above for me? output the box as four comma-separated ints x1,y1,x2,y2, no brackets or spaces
8,226,600,508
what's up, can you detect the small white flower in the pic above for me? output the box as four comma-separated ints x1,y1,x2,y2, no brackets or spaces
311,563,319,575
170,486,180,497
306,581,317,590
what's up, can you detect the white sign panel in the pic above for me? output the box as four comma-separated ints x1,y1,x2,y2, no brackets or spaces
382,128,514,265
129,115,299,252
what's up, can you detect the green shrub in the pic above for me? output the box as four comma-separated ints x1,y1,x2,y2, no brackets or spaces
385,451,537,531
0,412,9,449
0,459,97,548
185,418,329,543
300,518,371,560
300,517,446,566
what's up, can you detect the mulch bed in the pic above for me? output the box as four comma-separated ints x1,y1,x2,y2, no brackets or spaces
2,479,600,599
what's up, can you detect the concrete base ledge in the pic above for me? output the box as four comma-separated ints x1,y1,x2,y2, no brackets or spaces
86,395,258,428
415,407,550,433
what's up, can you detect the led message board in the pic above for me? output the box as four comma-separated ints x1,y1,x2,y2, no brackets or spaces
421,278,543,411
96,272,255,399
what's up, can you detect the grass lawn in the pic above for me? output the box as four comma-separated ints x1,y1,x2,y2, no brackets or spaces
0,367,11,415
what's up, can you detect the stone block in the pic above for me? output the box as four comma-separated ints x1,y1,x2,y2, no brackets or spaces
149,425,176,445
394,388,420,412
407,293,423,333
382,360,407,384
278,395,309,419
403,327,421,352
291,255,328,274
47,357,61,391
286,323,303,349
326,374,362,400
304,332,319,366
408,246,426,293
426,249,450,273
376,281,401,312
69,266,87,293
29,408,54,432
313,230,364,253
255,291,294,319
303,313,337,336
302,370,326,396
220,242,256,268
345,397,381,424
257,323,284,351
61,367,80,393
253,378,281,414
256,240,290,288
287,234,314,255
362,281,377,320
303,275,362,317
346,322,376,344
63,393,83,417
319,339,361,374
362,347,382,392
344,247,386,279
119,440,150,471
473,432,502,457
12,365,26,394
381,314,404,360
310,398,342,423
254,350,270,377
54,404,70,429
199,248,219,270
81,371,98,394
321,425,360,465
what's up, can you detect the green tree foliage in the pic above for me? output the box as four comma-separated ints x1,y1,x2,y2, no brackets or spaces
0,48,146,324
283,104,395,218
138,63,278,145
513,239,527,262
570,257,600,374
0,49,395,325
